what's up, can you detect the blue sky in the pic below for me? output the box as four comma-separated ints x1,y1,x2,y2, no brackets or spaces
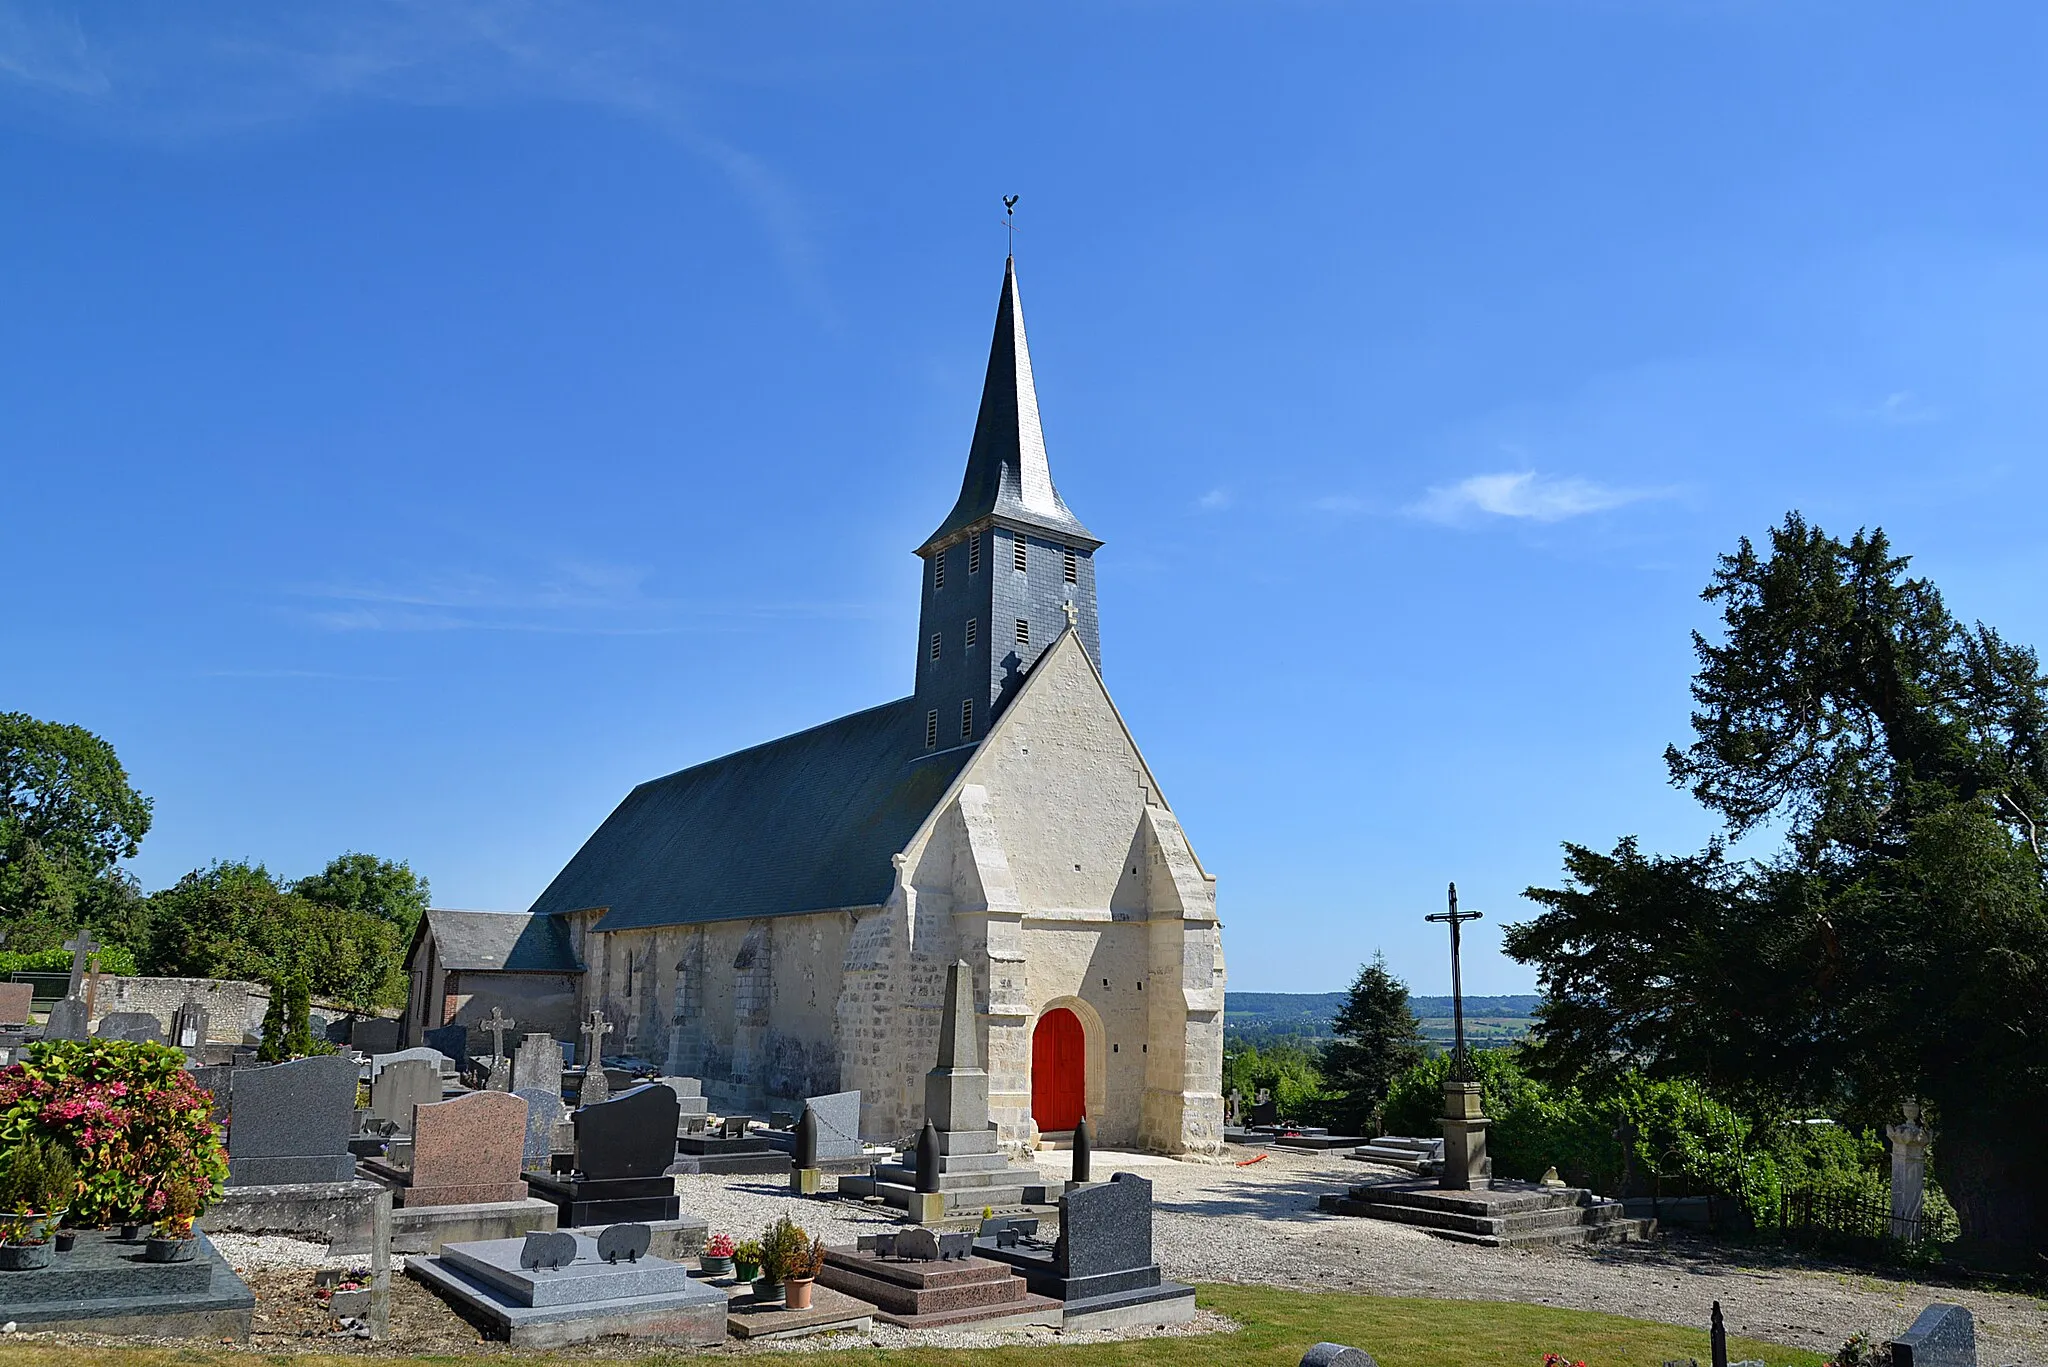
6,3,2047,994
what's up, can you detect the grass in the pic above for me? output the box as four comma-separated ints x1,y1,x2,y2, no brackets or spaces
0,1283,1826,1367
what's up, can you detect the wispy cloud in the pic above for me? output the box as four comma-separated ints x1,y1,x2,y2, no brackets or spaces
1858,390,1940,425
0,4,826,311
292,559,885,634
1194,487,1232,512
1409,471,1661,525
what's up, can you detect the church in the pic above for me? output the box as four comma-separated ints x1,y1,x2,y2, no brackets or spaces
408,258,1225,1155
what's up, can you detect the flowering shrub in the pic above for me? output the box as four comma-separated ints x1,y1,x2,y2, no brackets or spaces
0,1040,229,1226
705,1232,736,1258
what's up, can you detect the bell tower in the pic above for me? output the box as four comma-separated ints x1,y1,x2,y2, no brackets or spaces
913,257,1102,754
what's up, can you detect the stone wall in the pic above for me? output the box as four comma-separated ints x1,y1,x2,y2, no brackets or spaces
88,977,268,1044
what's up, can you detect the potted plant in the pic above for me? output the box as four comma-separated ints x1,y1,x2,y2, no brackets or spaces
754,1215,809,1304
145,1178,201,1263
700,1231,736,1279
784,1228,824,1310
732,1237,763,1285
0,1139,75,1271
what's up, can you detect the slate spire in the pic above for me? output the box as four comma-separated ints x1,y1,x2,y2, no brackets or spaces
921,257,1099,553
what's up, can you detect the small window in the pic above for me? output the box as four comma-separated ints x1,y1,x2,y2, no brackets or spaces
1013,537,1028,572
969,532,982,575
1015,618,1030,646
934,552,946,590
925,710,938,748
929,632,941,662
1063,547,1078,583
965,618,978,649
960,698,974,738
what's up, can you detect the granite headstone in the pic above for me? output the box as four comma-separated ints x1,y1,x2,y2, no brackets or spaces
1890,1304,1975,1367
371,1046,451,1079
0,982,34,1026
225,1053,359,1185
371,1058,443,1132
803,1090,863,1159
95,1010,165,1044
511,1033,563,1096
351,1017,402,1054
515,1087,565,1172
171,996,210,1052
1061,1171,1153,1277
406,1090,529,1206
577,1083,679,1180
43,996,90,1042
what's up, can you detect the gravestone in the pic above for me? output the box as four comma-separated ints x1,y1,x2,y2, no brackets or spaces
512,1033,563,1096
43,996,90,1042
655,1076,710,1134
526,1083,680,1225
171,996,210,1053
403,1091,529,1206
516,1087,565,1172
804,1090,863,1160
404,1231,726,1347
575,1011,613,1105
372,1046,452,1079
371,1058,443,1133
351,1017,402,1054
1890,1304,1975,1367
95,1010,165,1044
424,1024,469,1067
1300,1346,1379,1367
0,981,34,1026
225,1054,360,1185
188,1064,233,1125
974,1171,1195,1329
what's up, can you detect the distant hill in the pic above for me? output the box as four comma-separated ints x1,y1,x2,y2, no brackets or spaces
1224,991,1541,1049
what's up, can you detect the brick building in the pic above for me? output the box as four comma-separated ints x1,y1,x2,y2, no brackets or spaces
408,258,1225,1153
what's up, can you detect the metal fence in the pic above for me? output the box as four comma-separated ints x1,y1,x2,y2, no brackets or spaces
1777,1186,1919,1245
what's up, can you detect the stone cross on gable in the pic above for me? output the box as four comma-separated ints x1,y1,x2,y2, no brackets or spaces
484,1007,516,1060
61,928,100,999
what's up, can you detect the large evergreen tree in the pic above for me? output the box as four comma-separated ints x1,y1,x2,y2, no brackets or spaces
1320,953,1428,1135
1506,514,2048,1260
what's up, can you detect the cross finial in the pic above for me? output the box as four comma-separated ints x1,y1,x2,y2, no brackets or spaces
1003,194,1020,256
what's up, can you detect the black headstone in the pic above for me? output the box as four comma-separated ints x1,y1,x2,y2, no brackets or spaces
915,1120,940,1193
424,1024,469,1065
95,1011,165,1044
794,1107,819,1169
350,1017,401,1054
519,1230,577,1270
574,1083,680,1181
1890,1304,1976,1367
224,1054,360,1185
1059,1171,1153,1278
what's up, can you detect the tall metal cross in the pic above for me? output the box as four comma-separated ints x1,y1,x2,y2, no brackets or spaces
484,1006,516,1061
61,928,100,999
1425,882,1484,1080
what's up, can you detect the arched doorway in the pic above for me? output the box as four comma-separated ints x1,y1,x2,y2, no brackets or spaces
1031,1008,1087,1132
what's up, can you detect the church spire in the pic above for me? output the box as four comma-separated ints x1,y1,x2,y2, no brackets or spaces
920,257,1099,553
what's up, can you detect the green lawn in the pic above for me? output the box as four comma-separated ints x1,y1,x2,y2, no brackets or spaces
0,1284,1824,1367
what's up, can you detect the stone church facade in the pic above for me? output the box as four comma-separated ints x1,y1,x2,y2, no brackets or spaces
474,258,1224,1154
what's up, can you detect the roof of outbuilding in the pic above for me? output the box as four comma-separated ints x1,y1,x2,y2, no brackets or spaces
420,907,582,973
527,697,975,933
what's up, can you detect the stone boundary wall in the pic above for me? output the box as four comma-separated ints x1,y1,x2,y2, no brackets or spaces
88,977,268,1044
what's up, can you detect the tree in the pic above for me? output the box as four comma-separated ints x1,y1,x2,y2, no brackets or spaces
1319,953,1427,1134
293,853,430,940
1505,514,2048,1260
0,713,153,955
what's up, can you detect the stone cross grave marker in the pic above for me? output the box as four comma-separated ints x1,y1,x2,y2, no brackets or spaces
225,1053,360,1185
484,1007,516,1062
577,1010,613,1106
515,1087,565,1173
406,1090,530,1206
61,927,99,999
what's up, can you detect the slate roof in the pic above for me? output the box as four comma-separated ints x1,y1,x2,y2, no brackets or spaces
527,697,976,933
420,907,581,973
921,256,1099,553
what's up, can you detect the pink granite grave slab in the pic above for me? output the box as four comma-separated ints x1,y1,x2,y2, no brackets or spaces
0,982,33,1026
406,1090,529,1207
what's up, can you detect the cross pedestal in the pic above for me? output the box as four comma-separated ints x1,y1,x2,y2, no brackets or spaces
1439,1079,1491,1190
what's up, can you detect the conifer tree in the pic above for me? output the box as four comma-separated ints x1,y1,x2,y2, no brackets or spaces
1321,953,1427,1135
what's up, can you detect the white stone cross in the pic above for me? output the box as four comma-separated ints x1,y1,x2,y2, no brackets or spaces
580,1009,612,1066
61,928,100,999
484,1007,516,1060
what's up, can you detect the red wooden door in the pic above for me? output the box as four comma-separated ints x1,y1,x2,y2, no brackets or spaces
1031,1008,1086,1132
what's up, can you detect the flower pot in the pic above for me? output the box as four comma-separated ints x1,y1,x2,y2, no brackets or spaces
751,1276,784,1304
144,1237,198,1263
0,1243,52,1271
119,1223,142,1241
54,1232,76,1253
733,1259,759,1283
699,1254,734,1278
785,1276,815,1310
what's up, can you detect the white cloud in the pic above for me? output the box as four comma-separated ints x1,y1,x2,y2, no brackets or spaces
1862,390,1940,425
1195,487,1231,511
1409,471,1655,525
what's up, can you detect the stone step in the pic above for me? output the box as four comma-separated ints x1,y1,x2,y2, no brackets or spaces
1339,1184,1588,1217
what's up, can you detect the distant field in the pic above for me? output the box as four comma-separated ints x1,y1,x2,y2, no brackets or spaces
1225,991,1540,1048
